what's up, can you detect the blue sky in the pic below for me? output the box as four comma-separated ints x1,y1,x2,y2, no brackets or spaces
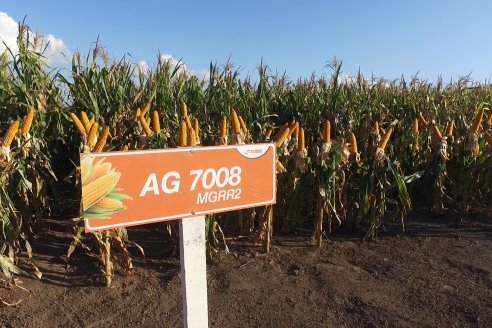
1,0,492,82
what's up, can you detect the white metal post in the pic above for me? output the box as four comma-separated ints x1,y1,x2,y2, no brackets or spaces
179,215,209,328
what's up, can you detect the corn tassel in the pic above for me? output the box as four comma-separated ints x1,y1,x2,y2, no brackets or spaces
152,111,161,134
470,106,484,134
70,112,87,137
379,128,393,150
1,120,20,147
93,126,110,152
87,122,99,148
22,110,35,136
138,115,153,137
82,172,121,211
178,117,187,147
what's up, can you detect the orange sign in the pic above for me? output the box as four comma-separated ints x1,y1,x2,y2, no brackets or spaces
81,144,276,232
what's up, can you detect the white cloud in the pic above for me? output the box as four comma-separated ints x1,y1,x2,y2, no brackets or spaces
159,53,188,75
137,60,151,75
0,12,70,65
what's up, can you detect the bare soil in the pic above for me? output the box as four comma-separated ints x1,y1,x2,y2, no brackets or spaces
1,209,492,328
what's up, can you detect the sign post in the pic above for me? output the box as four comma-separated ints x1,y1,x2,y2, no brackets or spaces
80,144,276,328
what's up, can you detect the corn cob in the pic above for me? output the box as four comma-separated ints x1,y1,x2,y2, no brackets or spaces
380,126,387,136
432,124,443,143
92,197,124,211
484,132,492,148
288,121,298,138
275,127,290,148
265,127,274,140
322,120,331,144
445,121,454,136
179,117,187,147
379,128,393,150
138,115,153,137
188,128,197,146
488,112,492,124
374,121,380,136
135,107,141,121
239,115,248,133
70,112,87,136
470,106,484,134
412,118,419,135
219,116,228,138
140,102,151,117
349,132,358,154
89,117,95,127
120,145,129,151
93,126,110,152
152,111,161,134
85,162,112,184
193,117,199,136
181,101,188,117
1,120,20,147
231,109,241,134
82,172,121,211
87,122,99,148
273,123,289,142
298,127,305,151
22,110,35,136
80,111,91,134
293,122,300,139
418,112,428,126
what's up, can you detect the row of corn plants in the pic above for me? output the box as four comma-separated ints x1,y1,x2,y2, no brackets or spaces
1,25,491,285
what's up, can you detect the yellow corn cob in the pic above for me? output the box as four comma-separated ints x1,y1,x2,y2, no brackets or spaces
412,118,419,135
298,127,305,151
380,126,387,136
178,117,187,147
374,121,380,136
181,101,188,117
80,111,91,134
288,120,297,138
1,120,20,147
193,117,199,136
93,126,110,152
152,111,161,134
184,115,192,130
22,110,35,136
231,109,241,134
135,107,141,121
275,127,290,148
89,117,95,127
349,132,358,154
120,145,129,151
87,122,99,148
93,197,124,211
188,128,197,147
82,172,121,211
141,102,151,117
322,120,331,144
445,121,454,136
293,122,300,139
70,112,87,136
273,123,289,142
418,113,428,126
470,106,484,134
265,127,274,140
488,112,492,124
379,128,393,150
138,115,153,137
484,132,492,148
85,162,112,185
219,116,228,138
239,115,248,133
432,125,443,143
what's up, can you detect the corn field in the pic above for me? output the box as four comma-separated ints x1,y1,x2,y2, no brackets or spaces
1,25,491,286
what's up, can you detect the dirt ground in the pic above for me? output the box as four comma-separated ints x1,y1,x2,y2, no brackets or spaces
1,208,491,328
